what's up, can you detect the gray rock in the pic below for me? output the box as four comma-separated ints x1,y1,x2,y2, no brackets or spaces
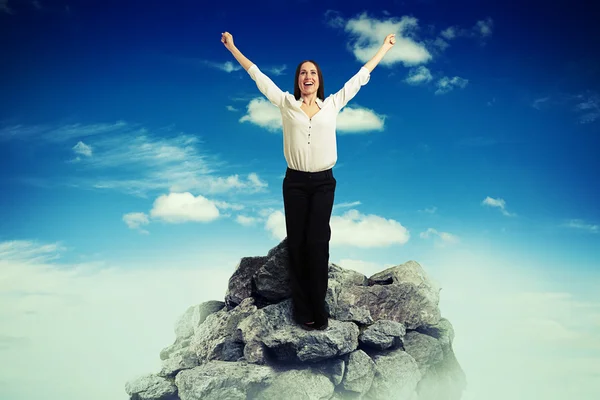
359,319,406,350
159,337,190,361
367,261,441,329
364,349,422,400
189,297,257,363
403,331,443,375
174,360,275,400
125,374,178,400
254,368,335,400
253,249,291,302
341,350,376,394
328,263,369,286
159,346,199,377
238,299,360,363
224,256,269,310
174,301,225,340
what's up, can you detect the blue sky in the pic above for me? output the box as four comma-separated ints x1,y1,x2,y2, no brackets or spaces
1,1,599,399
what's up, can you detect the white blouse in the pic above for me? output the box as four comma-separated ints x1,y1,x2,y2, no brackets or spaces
246,64,371,172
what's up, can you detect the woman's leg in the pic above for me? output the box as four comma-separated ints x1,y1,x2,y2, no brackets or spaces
283,173,312,324
305,172,336,326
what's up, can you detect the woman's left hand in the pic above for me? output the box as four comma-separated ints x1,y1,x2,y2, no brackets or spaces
383,33,396,48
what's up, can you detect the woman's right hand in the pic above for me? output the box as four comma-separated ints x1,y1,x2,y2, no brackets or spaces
221,32,235,51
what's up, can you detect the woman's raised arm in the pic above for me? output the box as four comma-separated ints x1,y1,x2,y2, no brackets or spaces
221,31,286,108
363,33,396,73
221,32,254,71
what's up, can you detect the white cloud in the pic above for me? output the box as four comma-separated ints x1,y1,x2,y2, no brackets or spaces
475,18,494,38
264,208,409,248
202,60,242,73
405,66,433,85
265,210,287,240
532,96,551,110
265,65,287,76
420,228,460,246
122,212,150,234
236,215,258,226
226,105,238,112
563,219,599,234
482,196,516,217
337,106,385,133
0,240,66,264
440,26,457,40
435,76,469,95
0,241,235,400
1,238,599,400
149,192,220,223
574,92,600,124
213,200,245,211
328,11,432,67
418,206,437,214
239,97,282,132
333,201,362,210
72,141,92,157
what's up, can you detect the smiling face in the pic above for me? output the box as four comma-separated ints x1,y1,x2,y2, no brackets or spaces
298,62,319,97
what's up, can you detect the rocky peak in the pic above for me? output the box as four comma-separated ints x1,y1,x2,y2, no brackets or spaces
125,238,466,400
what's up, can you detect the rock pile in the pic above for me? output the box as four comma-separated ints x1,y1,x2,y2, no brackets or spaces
125,238,466,400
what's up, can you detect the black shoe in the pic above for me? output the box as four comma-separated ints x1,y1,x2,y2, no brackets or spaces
314,319,328,330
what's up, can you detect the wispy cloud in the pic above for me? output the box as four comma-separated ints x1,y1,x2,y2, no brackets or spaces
0,0,12,14
2,121,269,198
72,141,92,157
333,201,362,211
435,76,469,95
531,91,599,124
437,17,494,44
405,66,433,85
420,228,460,246
562,219,599,234
0,240,66,264
573,92,600,124
482,196,516,217
122,212,150,234
265,65,287,76
226,105,239,112
326,11,432,67
202,60,242,73
418,206,437,214
265,208,410,248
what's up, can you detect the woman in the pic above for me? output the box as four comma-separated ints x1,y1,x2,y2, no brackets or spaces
221,31,395,330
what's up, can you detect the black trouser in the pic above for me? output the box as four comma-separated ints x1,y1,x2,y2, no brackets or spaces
283,167,336,325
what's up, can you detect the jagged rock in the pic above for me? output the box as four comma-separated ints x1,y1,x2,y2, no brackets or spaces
175,301,225,340
367,261,441,329
225,256,269,310
189,297,257,363
359,319,406,350
365,349,422,400
254,368,335,400
125,238,466,400
238,298,360,363
403,331,444,375
125,374,178,400
159,346,199,378
174,360,275,400
413,319,467,400
341,350,376,395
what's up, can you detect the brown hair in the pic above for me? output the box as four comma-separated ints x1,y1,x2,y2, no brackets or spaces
294,60,324,101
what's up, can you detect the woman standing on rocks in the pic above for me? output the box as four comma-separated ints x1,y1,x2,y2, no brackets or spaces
221,31,395,330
